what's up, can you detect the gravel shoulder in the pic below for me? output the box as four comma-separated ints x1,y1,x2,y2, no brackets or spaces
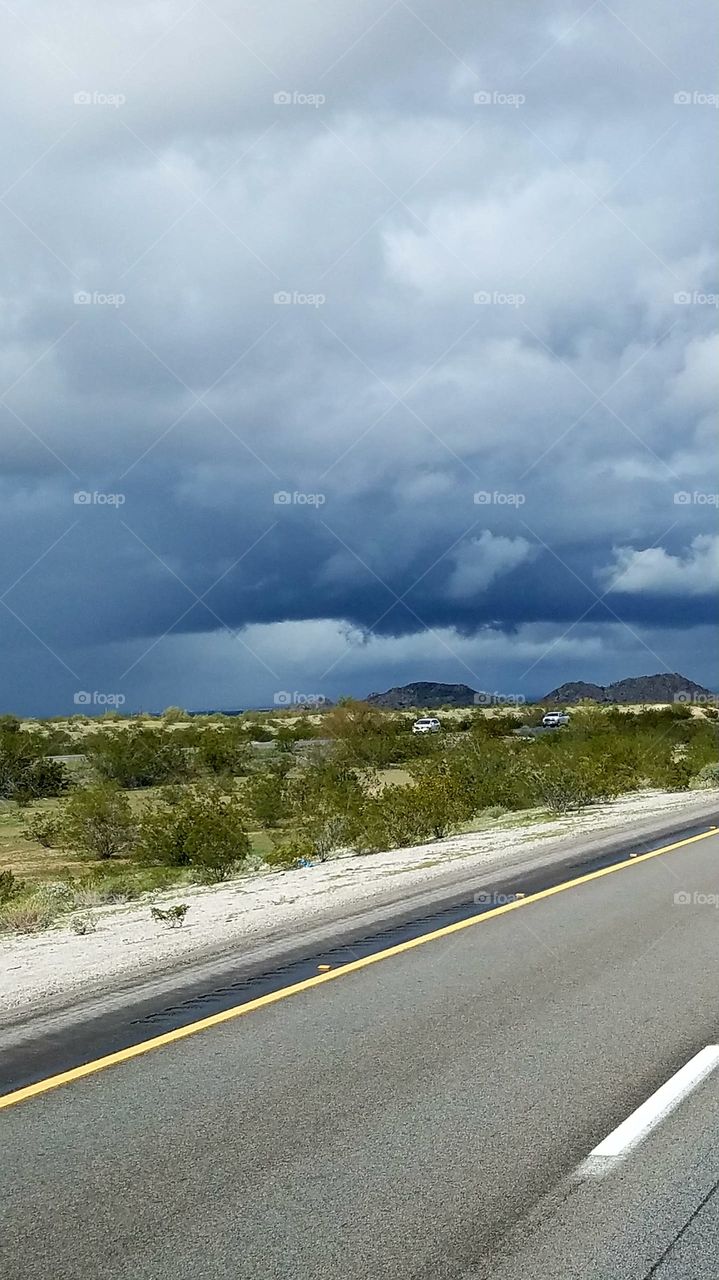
1,788,718,1029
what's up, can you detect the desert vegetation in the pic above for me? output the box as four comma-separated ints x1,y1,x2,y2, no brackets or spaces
0,699,717,933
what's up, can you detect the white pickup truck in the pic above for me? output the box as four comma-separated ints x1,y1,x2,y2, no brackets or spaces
542,711,570,727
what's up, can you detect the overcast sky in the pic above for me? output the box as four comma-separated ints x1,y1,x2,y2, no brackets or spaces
1,0,717,714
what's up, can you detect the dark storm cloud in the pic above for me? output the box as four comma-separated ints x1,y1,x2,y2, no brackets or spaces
0,0,717,711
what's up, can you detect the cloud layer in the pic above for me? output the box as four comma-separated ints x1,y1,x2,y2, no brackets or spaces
0,1,717,712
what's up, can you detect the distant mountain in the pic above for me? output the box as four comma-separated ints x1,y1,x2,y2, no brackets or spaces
367,681,482,709
543,672,716,705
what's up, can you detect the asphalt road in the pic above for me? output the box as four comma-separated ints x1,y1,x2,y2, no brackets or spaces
3,826,719,1279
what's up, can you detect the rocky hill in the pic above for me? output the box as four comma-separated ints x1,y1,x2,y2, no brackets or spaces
366,681,481,709
543,672,716,705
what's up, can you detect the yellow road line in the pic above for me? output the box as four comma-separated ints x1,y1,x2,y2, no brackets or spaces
1,826,716,1112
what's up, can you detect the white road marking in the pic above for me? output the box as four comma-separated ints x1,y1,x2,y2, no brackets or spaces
578,1045,719,1177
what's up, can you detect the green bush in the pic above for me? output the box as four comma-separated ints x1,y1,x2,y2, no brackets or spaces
56,783,135,859
0,869,24,905
263,835,314,869
347,781,453,852
23,811,62,848
691,761,719,788
245,771,287,827
134,785,251,882
287,760,365,859
525,764,603,813
0,732,68,801
30,880,76,911
195,730,250,776
84,727,190,789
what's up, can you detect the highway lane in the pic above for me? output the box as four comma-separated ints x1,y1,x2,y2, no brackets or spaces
3,828,719,1278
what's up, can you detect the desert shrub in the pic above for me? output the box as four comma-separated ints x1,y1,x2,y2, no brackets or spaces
70,912,97,935
0,869,24,904
134,785,251,882
525,765,602,813
73,864,185,904
352,785,436,852
0,732,68,801
56,783,135,859
0,900,55,933
322,700,436,767
649,757,693,791
150,903,189,927
162,707,190,723
243,723,274,742
245,771,287,827
23,811,62,848
691,761,719,788
84,727,190,788
287,760,365,859
408,761,475,837
195,730,250,776
263,835,314,869
30,880,76,911
275,723,317,752
683,724,719,776
448,739,535,814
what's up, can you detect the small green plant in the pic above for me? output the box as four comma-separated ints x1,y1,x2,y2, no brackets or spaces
70,912,97,935
0,869,24,904
150,903,189,927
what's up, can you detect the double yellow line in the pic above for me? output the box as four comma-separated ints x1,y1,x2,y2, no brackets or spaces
1,826,716,1111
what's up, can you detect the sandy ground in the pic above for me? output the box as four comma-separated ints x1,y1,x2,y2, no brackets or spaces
1,788,718,1018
